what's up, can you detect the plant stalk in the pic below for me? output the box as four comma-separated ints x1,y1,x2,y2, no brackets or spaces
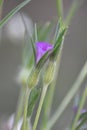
12,86,26,130
21,87,31,130
32,86,48,130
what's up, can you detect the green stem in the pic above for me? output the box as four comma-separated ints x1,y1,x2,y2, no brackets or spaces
21,87,31,130
41,84,54,130
0,0,4,19
32,86,48,130
12,86,26,130
48,62,87,129
56,0,63,20
71,85,87,130
65,0,85,25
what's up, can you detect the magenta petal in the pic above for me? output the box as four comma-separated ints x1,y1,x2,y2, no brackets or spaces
36,42,53,63
81,109,87,114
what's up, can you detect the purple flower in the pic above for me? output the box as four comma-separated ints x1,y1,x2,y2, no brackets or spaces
73,105,87,114
36,41,53,63
81,109,87,114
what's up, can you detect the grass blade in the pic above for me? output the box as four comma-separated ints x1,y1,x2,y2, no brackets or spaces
0,0,31,28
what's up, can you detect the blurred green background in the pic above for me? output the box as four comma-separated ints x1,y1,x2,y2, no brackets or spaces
0,0,87,129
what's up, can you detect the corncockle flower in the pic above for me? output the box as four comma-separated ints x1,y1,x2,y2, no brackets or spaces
36,41,53,63
27,41,53,88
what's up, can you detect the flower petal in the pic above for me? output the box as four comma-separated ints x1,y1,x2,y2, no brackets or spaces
36,42,53,63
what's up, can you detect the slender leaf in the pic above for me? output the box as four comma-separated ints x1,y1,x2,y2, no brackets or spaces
30,37,36,64
51,27,66,58
35,23,38,43
54,20,60,44
0,0,31,28
54,27,66,48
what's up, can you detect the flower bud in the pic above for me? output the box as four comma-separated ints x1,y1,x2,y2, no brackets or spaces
27,68,40,89
43,61,56,86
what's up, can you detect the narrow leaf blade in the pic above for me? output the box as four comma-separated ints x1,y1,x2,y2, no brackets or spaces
0,0,31,28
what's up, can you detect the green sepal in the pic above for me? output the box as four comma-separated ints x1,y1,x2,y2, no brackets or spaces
0,0,31,28
36,51,50,69
43,61,56,86
51,26,67,59
54,20,61,44
30,37,36,65
27,87,41,117
27,68,40,89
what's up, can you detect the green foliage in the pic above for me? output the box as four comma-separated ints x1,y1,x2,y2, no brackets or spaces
35,23,38,43
36,51,50,69
0,0,31,28
0,0,86,130
71,86,87,130
48,63,87,129
52,27,66,56
75,111,87,130
51,20,67,59
27,87,41,117
0,0,3,7
56,0,63,19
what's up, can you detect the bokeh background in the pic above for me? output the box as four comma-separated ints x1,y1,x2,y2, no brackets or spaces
0,0,87,129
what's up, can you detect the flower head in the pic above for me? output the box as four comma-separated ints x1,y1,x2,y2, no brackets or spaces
36,41,53,63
